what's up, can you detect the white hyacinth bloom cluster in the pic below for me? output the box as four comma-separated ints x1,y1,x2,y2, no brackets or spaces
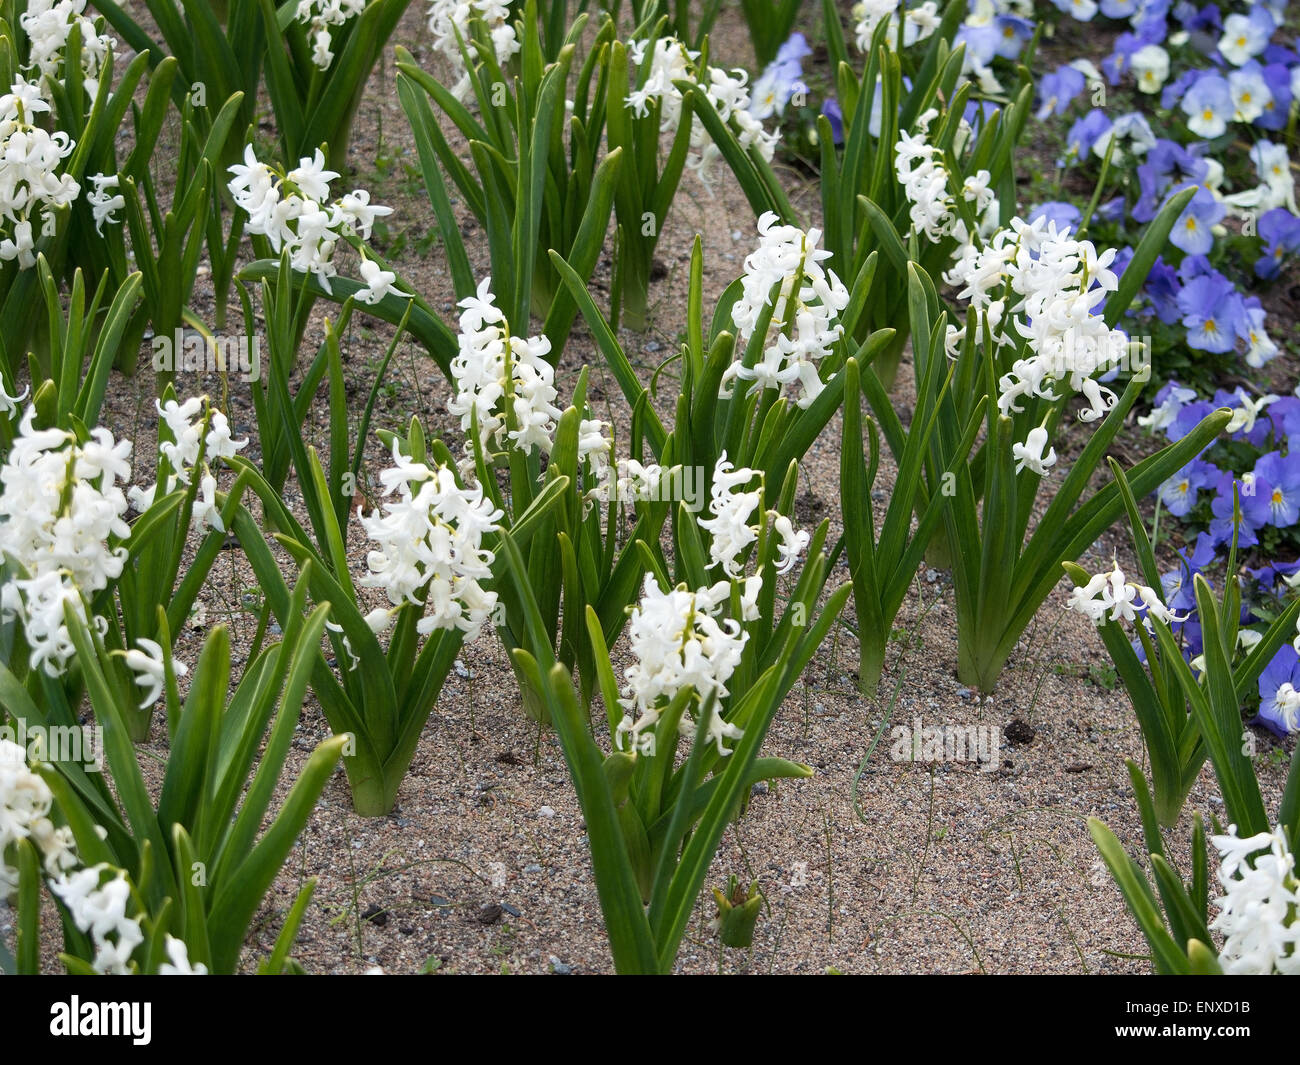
895,109,996,244
698,454,809,580
294,0,366,69
943,217,1130,472
0,408,132,676
128,396,248,534
1209,825,1300,975
426,0,519,101
19,0,113,96
50,864,144,974
1,739,78,901
227,146,392,293
1066,562,1182,629
724,212,850,409
589,457,665,514
625,36,778,187
357,442,503,640
449,277,562,457
616,575,749,758
0,79,80,267
854,0,941,53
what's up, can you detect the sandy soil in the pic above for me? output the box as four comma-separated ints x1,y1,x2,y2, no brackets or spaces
9,2,1297,974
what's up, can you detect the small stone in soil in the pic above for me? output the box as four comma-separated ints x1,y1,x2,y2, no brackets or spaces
477,903,503,925
549,956,573,975
523,863,543,874
751,781,768,797
537,805,557,819
501,903,522,918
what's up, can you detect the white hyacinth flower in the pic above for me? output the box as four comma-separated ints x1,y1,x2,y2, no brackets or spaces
159,934,209,975
1209,825,1300,974
616,575,749,757
357,442,503,641
722,213,850,409
120,638,187,710
50,864,145,974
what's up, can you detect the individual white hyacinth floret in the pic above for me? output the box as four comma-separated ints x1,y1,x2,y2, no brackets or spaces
227,145,392,293
426,0,519,101
357,441,504,640
159,934,209,975
616,575,748,758
118,637,187,710
0,377,29,417
0,78,81,268
0,407,132,676
1066,561,1183,629
698,453,808,579
1209,825,1300,975
86,173,124,233
294,0,366,69
449,276,562,458
1,738,78,900
50,864,144,974
1012,425,1057,476
723,213,851,410
358,256,411,305
625,35,778,188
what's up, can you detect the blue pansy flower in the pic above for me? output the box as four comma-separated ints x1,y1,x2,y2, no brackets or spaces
1177,272,1247,352
993,16,1034,60
1181,73,1233,137
1208,473,1262,549
1254,63,1294,129
1066,109,1112,159
1029,201,1083,231
1143,257,1183,324
1101,0,1139,17
1246,451,1300,529
1036,64,1086,120
1169,186,1225,255
1158,457,1216,516
1094,195,1126,223
1161,68,1201,109
820,98,843,145
1167,398,1215,440
1256,645,1300,736
1254,208,1300,279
